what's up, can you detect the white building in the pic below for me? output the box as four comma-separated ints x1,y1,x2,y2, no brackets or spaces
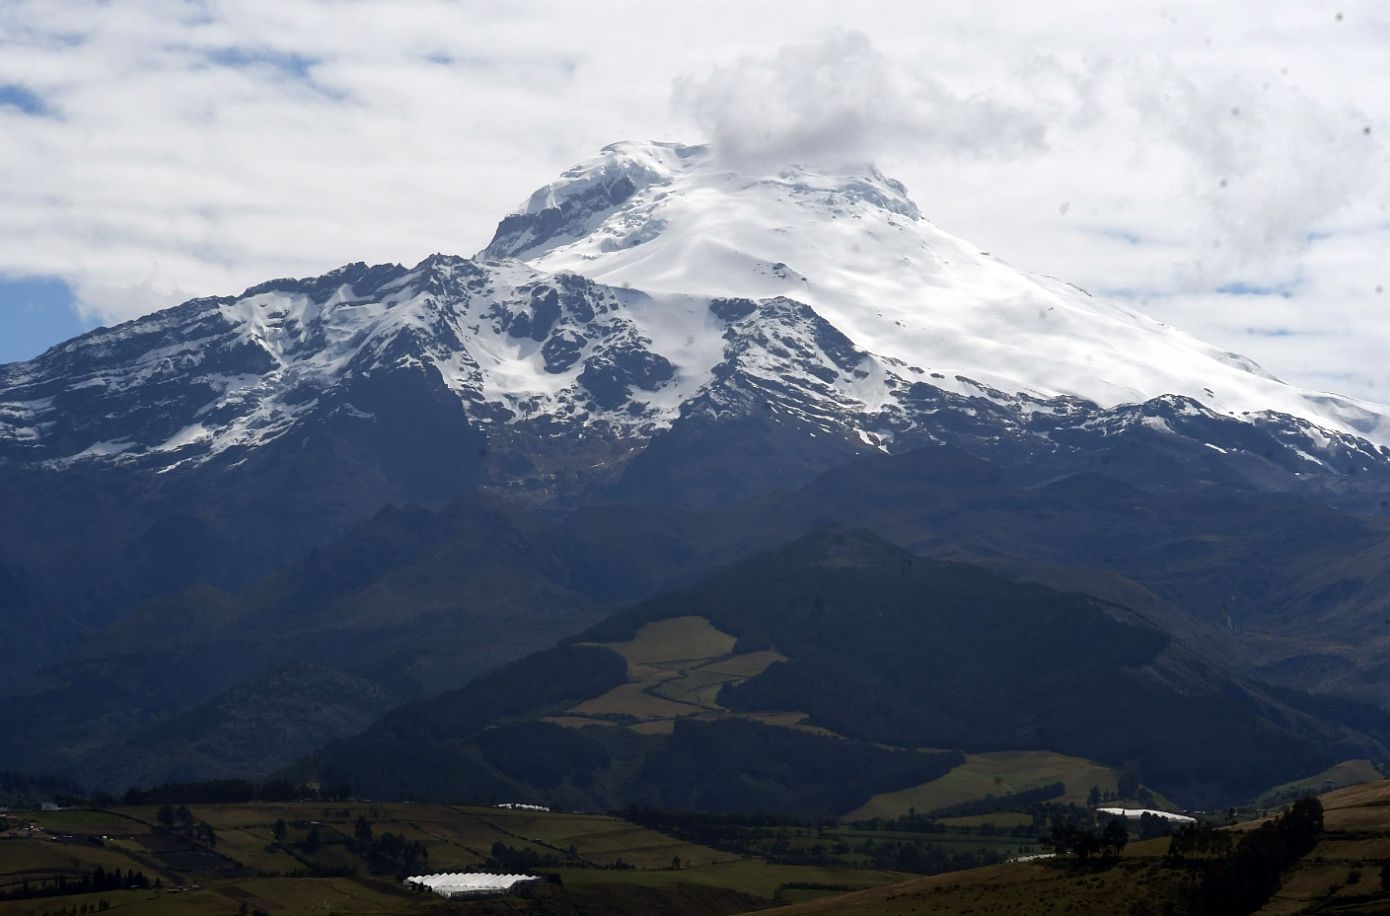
404,872,544,899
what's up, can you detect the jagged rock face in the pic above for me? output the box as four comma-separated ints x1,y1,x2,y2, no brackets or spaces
3,141,1390,509
0,258,682,476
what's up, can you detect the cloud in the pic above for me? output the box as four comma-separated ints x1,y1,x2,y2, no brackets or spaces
1129,63,1382,284
673,30,1046,169
0,0,1387,403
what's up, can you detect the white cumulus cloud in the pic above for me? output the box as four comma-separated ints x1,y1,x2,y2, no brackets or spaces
0,0,1387,400
673,30,1046,169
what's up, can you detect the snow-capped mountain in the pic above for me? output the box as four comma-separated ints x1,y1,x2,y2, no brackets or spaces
12,141,1390,793
490,140,1389,444
2,140,1388,500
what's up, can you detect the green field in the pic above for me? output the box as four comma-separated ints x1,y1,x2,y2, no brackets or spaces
1256,758,1384,808
846,750,1124,820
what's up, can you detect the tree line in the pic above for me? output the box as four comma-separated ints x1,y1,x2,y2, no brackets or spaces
124,778,351,805
0,866,156,902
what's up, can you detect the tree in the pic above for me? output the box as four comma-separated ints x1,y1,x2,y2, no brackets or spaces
671,856,681,870
1087,786,1102,807
273,819,287,842
1282,797,1324,855
303,826,321,854
174,805,193,829
156,805,175,828
1074,831,1102,861
354,816,373,846
1047,823,1087,859
1101,819,1129,859
1138,812,1171,840
196,822,217,848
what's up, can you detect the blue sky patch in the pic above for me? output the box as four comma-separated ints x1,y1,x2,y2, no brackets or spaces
0,83,49,116
1218,281,1296,297
206,47,318,81
0,276,96,364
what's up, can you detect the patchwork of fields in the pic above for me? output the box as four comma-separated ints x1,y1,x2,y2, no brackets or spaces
766,780,1390,916
5,778,1390,914
0,801,914,914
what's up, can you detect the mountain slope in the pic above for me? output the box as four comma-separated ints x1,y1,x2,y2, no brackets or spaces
86,663,399,790
11,439,1390,790
292,530,1381,809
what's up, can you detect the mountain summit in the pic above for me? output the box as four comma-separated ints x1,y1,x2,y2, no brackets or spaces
2,140,1388,499
489,140,1389,441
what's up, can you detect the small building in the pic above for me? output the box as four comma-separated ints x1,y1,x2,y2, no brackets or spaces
404,872,544,899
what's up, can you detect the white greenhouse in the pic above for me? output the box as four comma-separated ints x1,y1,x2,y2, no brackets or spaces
404,872,543,898
1094,807,1196,824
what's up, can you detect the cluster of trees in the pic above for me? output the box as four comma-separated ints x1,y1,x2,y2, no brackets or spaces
1086,779,1158,810
1044,819,1129,861
850,800,1096,842
0,770,88,808
865,841,1005,874
1183,797,1323,915
930,783,1066,819
125,779,350,805
293,815,431,877
0,866,155,901
485,841,634,872
364,830,430,876
1162,822,1234,863
629,808,818,835
28,905,110,916
640,718,962,817
487,841,568,871
155,804,217,847
626,807,1015,875
1136,811,1177,840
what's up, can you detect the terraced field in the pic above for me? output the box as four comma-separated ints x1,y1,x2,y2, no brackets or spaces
551,616,809,733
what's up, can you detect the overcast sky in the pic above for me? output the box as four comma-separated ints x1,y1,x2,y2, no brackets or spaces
1,0,1387,402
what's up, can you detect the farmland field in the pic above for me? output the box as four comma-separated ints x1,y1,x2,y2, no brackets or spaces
0,801,933,914
847,750,1124,820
